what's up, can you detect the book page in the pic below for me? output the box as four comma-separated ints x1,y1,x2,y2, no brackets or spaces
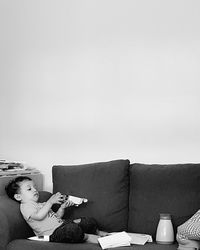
98,232,131,249
127,233,153,245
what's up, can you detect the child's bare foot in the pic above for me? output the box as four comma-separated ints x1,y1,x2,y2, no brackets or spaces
85,234,99,244
97,230,110,237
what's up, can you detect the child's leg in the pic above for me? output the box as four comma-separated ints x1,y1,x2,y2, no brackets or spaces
50,222,85,243
74,216,109,236
76,217,98,234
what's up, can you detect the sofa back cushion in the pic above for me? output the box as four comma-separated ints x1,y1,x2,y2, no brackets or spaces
0,191,51,250
52,159,130,232
128,163,200,239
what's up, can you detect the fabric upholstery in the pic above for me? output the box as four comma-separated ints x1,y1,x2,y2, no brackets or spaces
52,159,130,232
128,163,200,239
7,239,102,250
7,239,178,250
0,191,52,250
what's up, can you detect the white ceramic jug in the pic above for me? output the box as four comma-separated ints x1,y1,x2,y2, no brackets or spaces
156,213,174,244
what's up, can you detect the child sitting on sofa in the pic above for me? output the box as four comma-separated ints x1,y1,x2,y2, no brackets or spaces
5,176,107,244
176,210,200,250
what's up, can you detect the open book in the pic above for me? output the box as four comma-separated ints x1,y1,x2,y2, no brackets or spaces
98,231,153,249
127,232,153,245
98,232,131,249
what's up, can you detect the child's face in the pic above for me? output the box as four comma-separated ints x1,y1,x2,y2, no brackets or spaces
15,180,39,203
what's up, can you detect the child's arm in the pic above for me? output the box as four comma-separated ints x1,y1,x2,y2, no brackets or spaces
56,199,74,218
30,192,63,221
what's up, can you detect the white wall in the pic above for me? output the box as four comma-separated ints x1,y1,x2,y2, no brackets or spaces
0,0,200,191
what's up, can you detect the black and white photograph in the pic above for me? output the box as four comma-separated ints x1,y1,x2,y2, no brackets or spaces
0,1,200,250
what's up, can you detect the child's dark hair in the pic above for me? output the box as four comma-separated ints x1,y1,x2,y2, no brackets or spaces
5,176,32,202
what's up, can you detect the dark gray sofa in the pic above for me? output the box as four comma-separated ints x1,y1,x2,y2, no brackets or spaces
1,159,200,250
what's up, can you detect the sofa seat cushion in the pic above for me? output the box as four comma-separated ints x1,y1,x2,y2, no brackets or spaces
128,163,200,239
52,159,130,232
7,239,178,250
7,239,101,250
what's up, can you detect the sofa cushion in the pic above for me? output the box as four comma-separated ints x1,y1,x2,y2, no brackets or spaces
52,159,130,232
7,239,178,250
7,239,102,250
0,191,51,250
128,163,200,239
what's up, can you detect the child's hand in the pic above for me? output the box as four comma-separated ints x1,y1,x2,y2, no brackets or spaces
60,199,75,208
48,192,63,205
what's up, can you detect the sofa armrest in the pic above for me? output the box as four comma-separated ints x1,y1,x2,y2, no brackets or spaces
0,191,52,250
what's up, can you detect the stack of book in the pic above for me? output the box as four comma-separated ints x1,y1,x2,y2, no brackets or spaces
0,160,40,176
